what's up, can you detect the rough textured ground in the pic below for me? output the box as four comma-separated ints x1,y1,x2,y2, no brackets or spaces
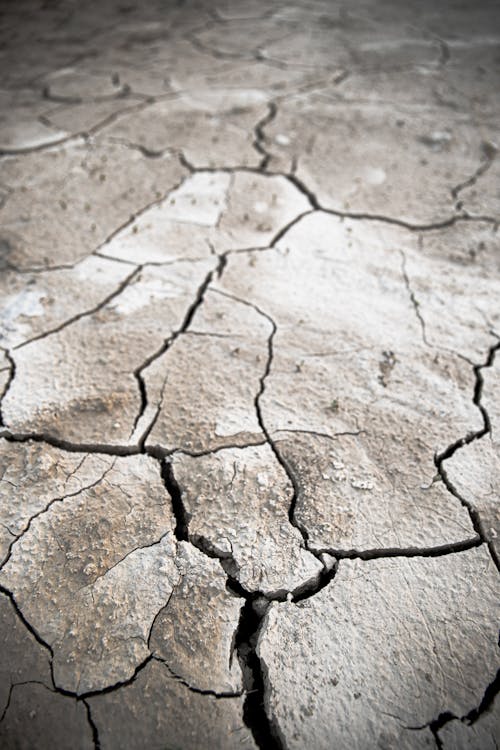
0,1,499,748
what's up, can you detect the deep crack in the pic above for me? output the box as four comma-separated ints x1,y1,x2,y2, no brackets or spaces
232,596,286,750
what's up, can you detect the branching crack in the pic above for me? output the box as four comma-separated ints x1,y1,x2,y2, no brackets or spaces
132,256,222,436
425,667,500,747
0,460,116,570
436,341,500,570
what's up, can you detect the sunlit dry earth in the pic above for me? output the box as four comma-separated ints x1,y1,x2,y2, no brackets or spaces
0,1,499,748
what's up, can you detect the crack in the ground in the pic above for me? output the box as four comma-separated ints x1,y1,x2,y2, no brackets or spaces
423,667,500,748
0,581,157,702
436,341,500,570
0,133,86,158
176,155,500,231
83,698,101,750
157,433,337,750
313,536,482,561
0,460,116,570
154,657,243,699
14,266,140,350
168,439,268,459
0,428,269,462
158,456,286,749
83,530,172,591
131,255,223,437
0,95,159,159
0,676,102,750
93,166,190,254
0,349,16,428
1,71,499,748
452,140,497,210
0,680,51,724
253,101,277,170
273,427,365,441
210,288,321,560
41,81,132,106
0,429,142,456
231,596,287,750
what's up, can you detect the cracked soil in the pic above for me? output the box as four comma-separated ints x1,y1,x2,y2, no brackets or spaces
0,0,499,748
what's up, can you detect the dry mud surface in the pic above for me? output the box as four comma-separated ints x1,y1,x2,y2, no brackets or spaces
0,1,499,748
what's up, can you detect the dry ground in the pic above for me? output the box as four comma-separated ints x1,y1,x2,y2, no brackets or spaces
0,1,499,748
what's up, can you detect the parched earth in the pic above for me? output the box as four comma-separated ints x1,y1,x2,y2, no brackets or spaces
0,1,499,748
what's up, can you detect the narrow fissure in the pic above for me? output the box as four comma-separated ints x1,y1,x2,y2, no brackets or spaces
155,658,243,699
427,667,500,744
0,350,16,427
131,255,224,434
14,266,141,350
316,536,482,562
83,699,101,750
435,341,500,570
253,101,277,171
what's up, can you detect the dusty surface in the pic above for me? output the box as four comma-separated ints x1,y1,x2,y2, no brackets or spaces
0,1,499,749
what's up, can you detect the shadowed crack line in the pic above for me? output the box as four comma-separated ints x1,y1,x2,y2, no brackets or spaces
168,439,268,459
452,140,497,208
155,658,244,699
225,559,338,750
0,429,266,462
436,341,500,570
175,154,499,231
14,266,141,350
55,654,156,700
95,167,191,254
232,596,286,750
0,133,87,158
273,427,364,441
42,81,132,105
131,256,222,436
0,349,16,427
135,375,168,451
313,536,482,561
158,454,285,749
83,699,101,750
212,288,317,556
0,429,141,456
0,681,46,724
253,101,277,170
157,447,337,750
0,95,160,159
419,668,500,747
81,530,173,592
0,460,116,571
